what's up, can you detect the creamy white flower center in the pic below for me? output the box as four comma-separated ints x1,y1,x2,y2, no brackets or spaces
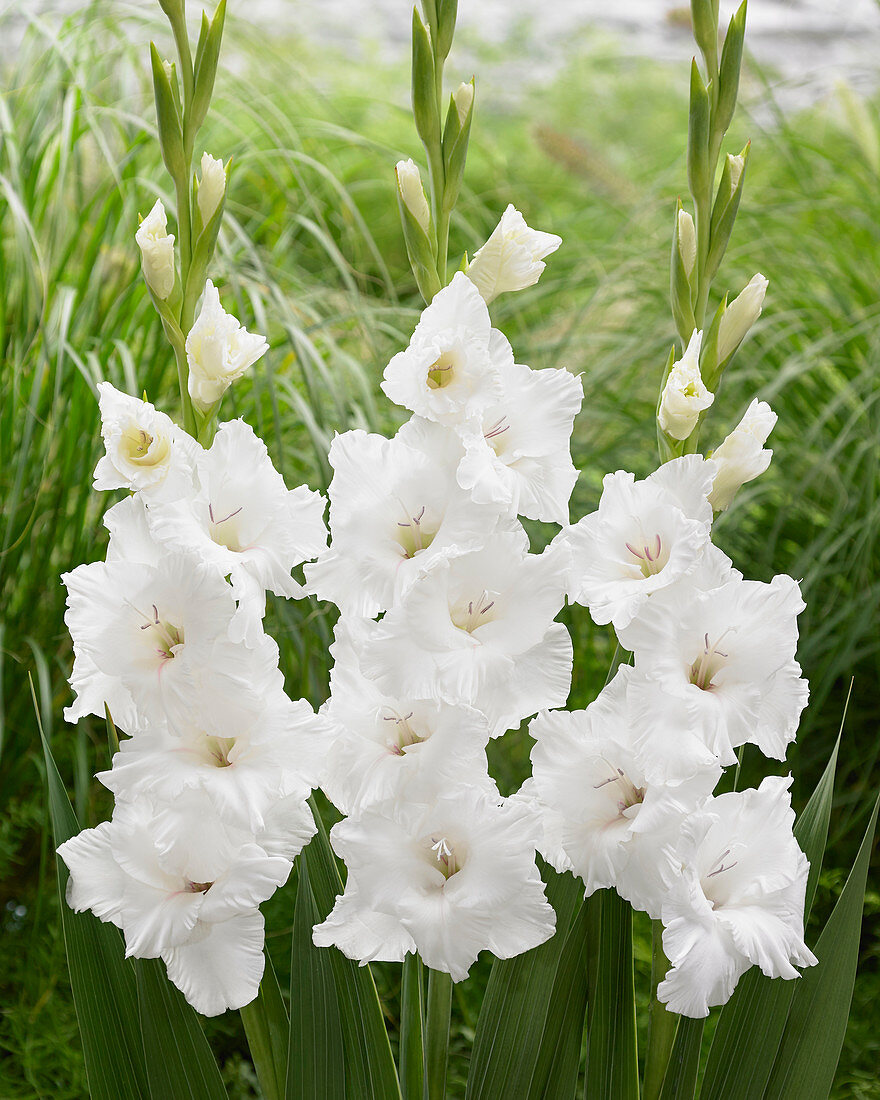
395,503,438,558
184,879,214,894
689,629,734,690
624,533,669,578
450,590,498,633
701,846,741,909
594,762,645,817
423,834,462,880
484,415,510,456
381,707,426,755
209,501,245,552
426,348,459,389
135,602,184,660
201,734,236,767
121,424,168,468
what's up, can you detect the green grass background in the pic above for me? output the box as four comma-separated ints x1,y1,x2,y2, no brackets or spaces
1,3,878,1096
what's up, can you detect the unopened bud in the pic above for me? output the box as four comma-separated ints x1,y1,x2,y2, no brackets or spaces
197,152,227,226
162,58,174,82
718,274,768,362
135,199,176,300
677,209,696,280
708,399,777,511
452,81,474,125
726,152,745,193
396,158,431,236
658,329,714,440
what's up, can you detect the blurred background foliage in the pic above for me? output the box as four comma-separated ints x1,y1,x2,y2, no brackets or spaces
0,2,877,1096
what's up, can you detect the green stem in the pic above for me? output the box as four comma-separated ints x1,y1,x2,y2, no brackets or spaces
425,968,452,1100
401,954,427,1100
643,921,678,1100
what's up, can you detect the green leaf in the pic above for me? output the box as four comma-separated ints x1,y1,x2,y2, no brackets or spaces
764,793,879,1100
527,899,590,1100
701,738,840,1099
658,1018,703,1100
305,803,401,1099
400,954,426,1100
466,865,582,1100
584,891,639,1100
287,855,345,1100
136,958,227,1100
241,951,289,1100
38,708,148,1100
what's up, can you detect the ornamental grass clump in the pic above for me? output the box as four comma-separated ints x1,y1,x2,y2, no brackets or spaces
41,0,877,1097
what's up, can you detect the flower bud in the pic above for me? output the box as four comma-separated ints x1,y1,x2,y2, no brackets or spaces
658,329,714,441
465,205,561,304
197,152,227,226
718,274,768,362
708,399,777,511
135,199,176,300
185,280,269,409
396,158,431,236
452,81,474,125
677,209,696,280
162,58,175,82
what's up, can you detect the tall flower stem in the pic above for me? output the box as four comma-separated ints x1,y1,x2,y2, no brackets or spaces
425,968,452,1099
401,953,427,1100
643,920,679,1100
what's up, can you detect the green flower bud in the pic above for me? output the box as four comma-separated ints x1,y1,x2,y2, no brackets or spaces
716,0,747,135
706,143,750,281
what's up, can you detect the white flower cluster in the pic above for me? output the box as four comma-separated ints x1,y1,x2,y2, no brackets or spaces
307,240,584,980
57,379,328,1016
527,451,817,1016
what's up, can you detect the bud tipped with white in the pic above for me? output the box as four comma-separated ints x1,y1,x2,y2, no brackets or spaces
658,329,714,441
726,152,745,193
465,205,562,304
718,274,768,362
135,199,176,301
708,399,777,511
677,209,697,280
197,152,227,226
452,81,474,125
185,280,269,410
395,158,431,236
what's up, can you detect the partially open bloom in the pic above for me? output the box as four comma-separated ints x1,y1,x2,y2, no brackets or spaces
717,274,768,363
186,281,269,410
658,775,816,1017
395,158,431,235
619,571,809,781
658,330,713,440
708,399,777,511
57,797,293,1015
381,272,507,426
360,526,572,737
93,382,199,500
304,420,500,618
197,153,227,226
554,455,719,630
135,199,176,300
312,788,556,981
465,205,562,304
147,418,327,646
321,617,493,815
454,359,583,524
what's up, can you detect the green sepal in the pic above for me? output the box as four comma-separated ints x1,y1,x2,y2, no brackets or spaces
687,60,710,205
412,8,441,157
698,295,727,391
419,0,438,38
104,703,119,758
689,0,718,67
706,142,750,282
441,79,474,214
436,0,458,64
670,200,696,345
157,0,185,25
656,345,680,463
150,42,186,182
190,0,226,140
716,0,746,136
398,190,442,304
189,159,230,295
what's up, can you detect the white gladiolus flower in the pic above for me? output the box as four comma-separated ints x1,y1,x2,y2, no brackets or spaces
197,152,227,226
136,199,176,300
554,455,721,630
312,788,556,981
708,399,778,511
619,571,809,782
146,419,327,646
57,797,292,1016
658,330,714,440
454,360,583,524
62,549,283,733
527,667,721,918
360,526,572,737
97,693,324,832
381,271,507,426
658,775,816,1017
186,281,269,410
93,382,199,500
321,617,494,815
395,158,431,235
465,204,562,304
304,420,501,618
717,274,768,362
